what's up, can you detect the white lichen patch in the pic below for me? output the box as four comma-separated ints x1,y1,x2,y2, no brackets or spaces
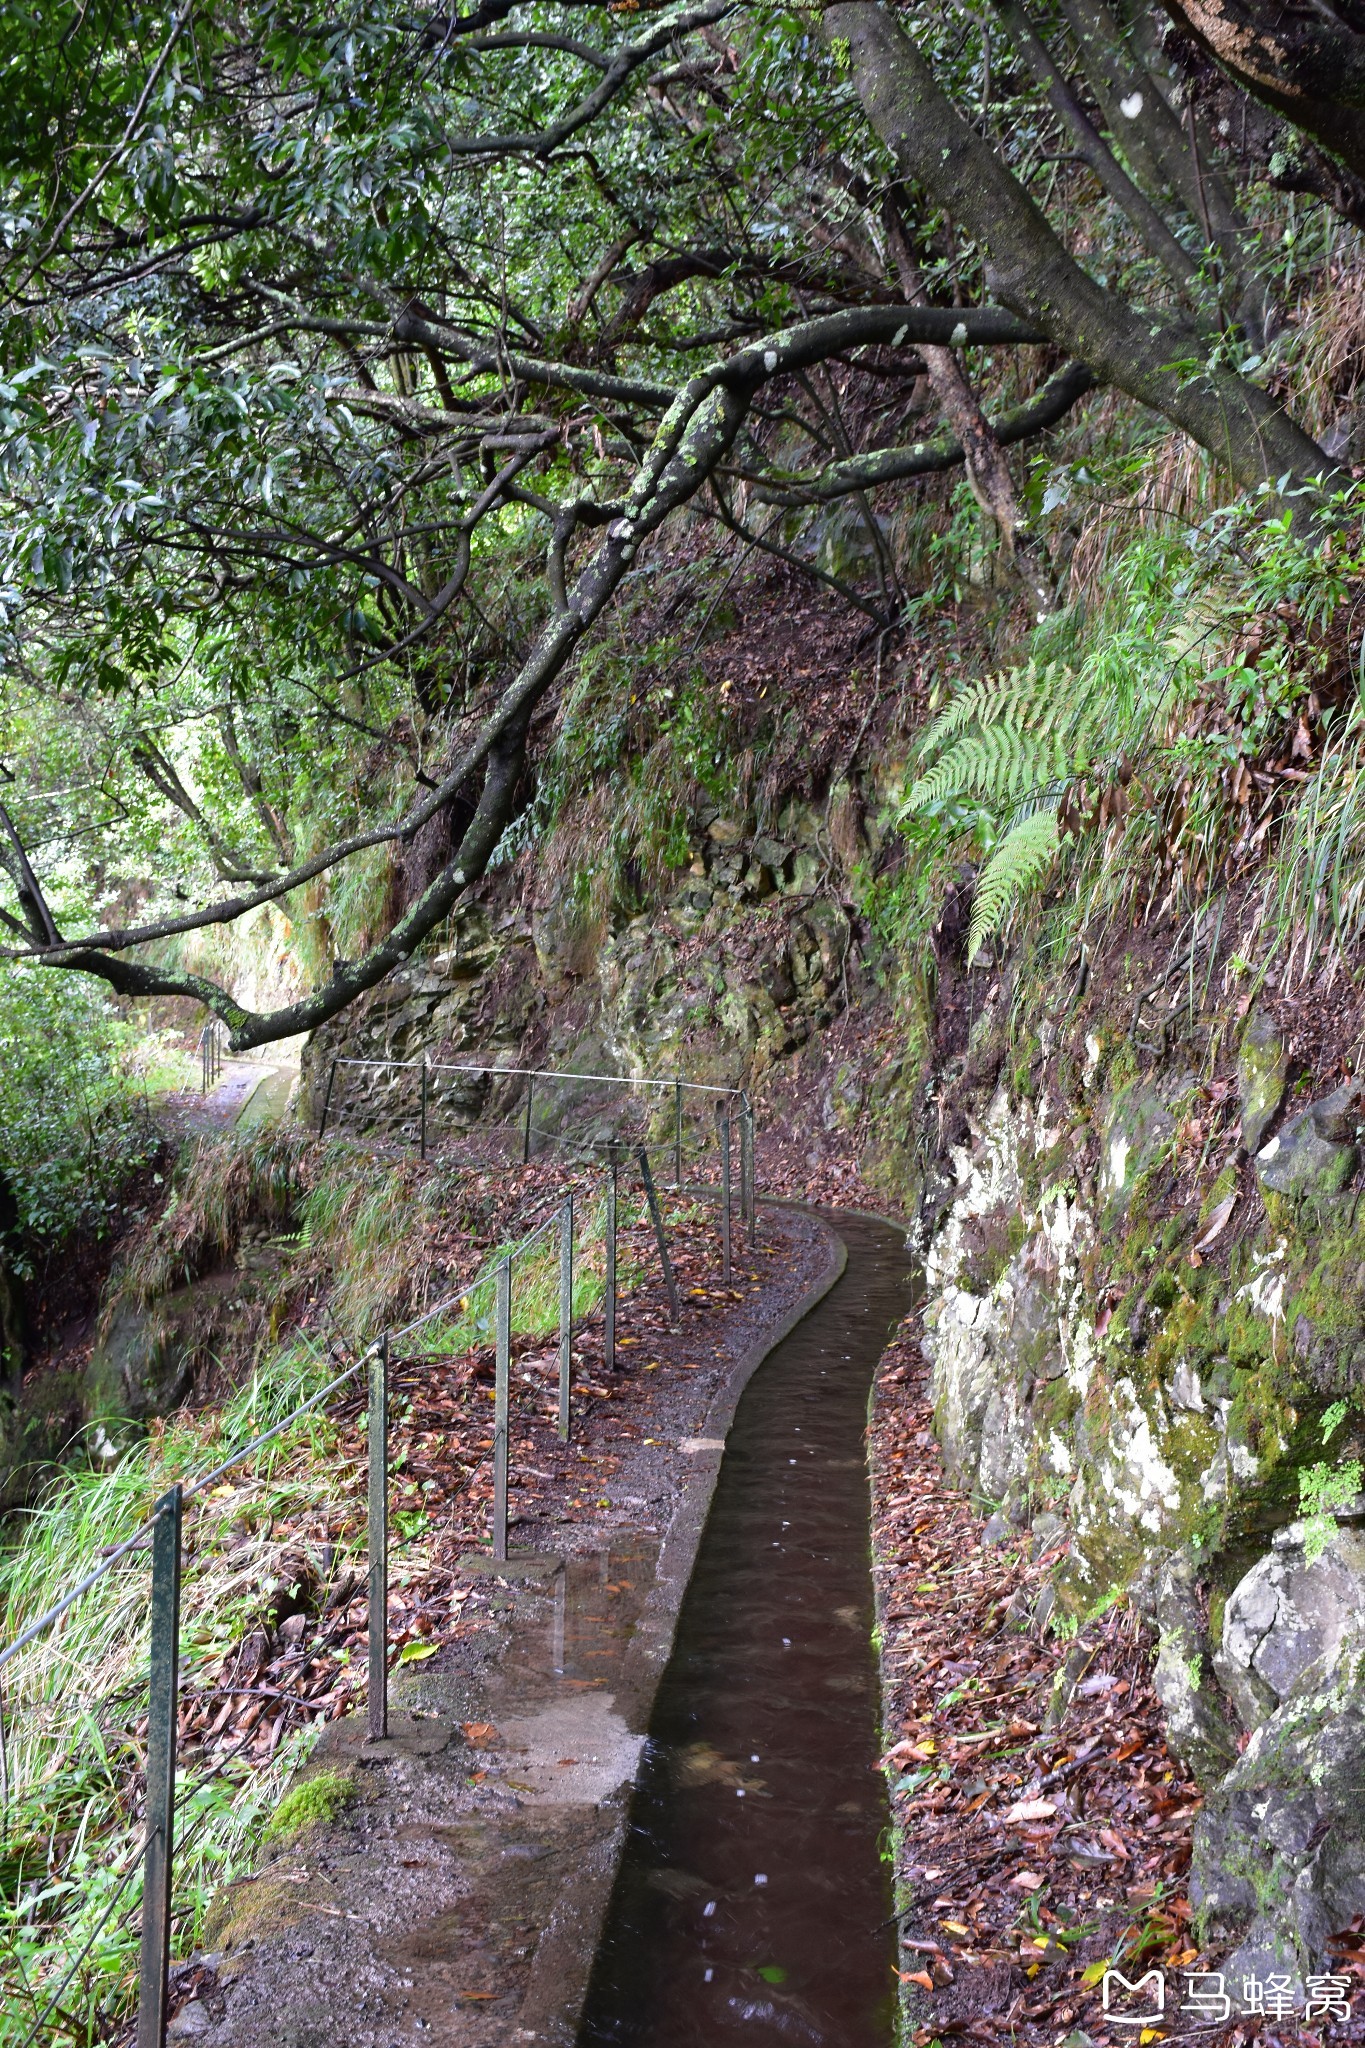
1103,1128,1130,1192
1093,1378,1183,1533
922,1092,1101,1486
1238,1238,1289,1326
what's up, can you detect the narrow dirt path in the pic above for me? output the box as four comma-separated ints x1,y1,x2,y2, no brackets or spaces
160,1060,297,1137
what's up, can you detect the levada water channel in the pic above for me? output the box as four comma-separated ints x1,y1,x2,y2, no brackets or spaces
580,1212,917,2047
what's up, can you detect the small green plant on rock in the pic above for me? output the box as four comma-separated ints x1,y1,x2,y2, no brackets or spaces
1299,1457,1364,1564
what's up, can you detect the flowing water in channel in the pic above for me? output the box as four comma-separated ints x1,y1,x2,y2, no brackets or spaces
580,1212,916,2048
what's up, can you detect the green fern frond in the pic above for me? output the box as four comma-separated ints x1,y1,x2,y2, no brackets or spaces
916,658,1061,748
905,660,1083,805
967,809,1060,961
905,727,1079,813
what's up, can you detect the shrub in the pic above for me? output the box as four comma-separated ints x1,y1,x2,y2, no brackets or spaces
0,965,158,1272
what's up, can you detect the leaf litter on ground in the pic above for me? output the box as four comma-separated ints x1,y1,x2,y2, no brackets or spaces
869,1320,1364,2048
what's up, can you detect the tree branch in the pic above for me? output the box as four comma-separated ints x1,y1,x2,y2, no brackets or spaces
0,805,61,946
30,357,760,1041
8,297,1046,972
130,742,278,886
11,6,193,298
737,358,1095,503
825,2,1333,495
987,0,1205,299
437,0,739,158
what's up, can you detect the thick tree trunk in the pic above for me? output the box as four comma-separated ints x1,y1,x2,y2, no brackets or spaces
1161,0,1365,178
1062,0,1248,280
825,2,1333,494
989,0,1205,298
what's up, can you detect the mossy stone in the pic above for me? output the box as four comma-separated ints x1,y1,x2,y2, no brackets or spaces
1238,1005,1287,1154
1254,1109,1357,1200
263,1767,357,1840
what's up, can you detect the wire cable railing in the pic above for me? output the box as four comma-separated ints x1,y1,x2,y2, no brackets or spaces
0,1112,759,2046
198,1023,225,1095
315,1053,754,1203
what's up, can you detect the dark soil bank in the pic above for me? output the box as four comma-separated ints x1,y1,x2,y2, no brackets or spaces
580,1212,916,2048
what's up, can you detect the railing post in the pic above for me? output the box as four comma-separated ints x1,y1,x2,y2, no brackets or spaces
367,1336,389,1742
493,1258,511,1560
419,1058,428,1162
0,1671,9,1836
720,1112,733,1287
605,1163,617,1373
741,1093,756,1248
673,1080,683,1189
137,1485,182,2048
522,1076,534,1165
318,1057,338,1137
637,1147,681,1322
558,1194,573,1442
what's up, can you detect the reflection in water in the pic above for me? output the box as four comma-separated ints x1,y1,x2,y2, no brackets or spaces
551,1544,654,1681
580,1215,916,2048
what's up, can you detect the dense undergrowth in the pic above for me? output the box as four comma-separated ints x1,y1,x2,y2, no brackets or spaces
896,480,1365,983
0,969,180,1272
0,1346,345,2048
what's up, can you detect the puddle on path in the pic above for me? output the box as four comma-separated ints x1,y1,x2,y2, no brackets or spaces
579,1212,916,2048
480,1541,661,1810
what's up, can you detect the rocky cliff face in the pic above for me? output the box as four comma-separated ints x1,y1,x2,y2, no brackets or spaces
913,998,1365,1990
300,780,892,1150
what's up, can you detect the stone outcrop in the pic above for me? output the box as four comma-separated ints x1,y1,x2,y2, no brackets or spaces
302,798,866,1145
910,999,1365,1985
1215,1517,1365,1730
1193,1617,1365,1991
1237,1006,1287,1154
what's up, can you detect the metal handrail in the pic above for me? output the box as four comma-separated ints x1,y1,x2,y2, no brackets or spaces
315,1055,756,1235
330,1055,744,1096
198,1022,226,1094
0,1142,753,2044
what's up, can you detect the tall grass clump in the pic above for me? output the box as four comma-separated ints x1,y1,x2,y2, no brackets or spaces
411,1181,639,1356
107,1126,310,1319
0,1338,362,2046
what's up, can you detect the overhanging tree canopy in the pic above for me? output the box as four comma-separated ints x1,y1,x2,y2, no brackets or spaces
0,0,1343,1045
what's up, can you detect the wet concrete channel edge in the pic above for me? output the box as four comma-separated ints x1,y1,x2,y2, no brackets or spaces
169,1206,910,2048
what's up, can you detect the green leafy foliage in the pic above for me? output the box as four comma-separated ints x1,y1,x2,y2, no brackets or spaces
0,967,157,1267
1299,1457,1364,1565
893,488,1365,977
967,811,1061,962
0,1337,351,2044
901,661,1088,955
